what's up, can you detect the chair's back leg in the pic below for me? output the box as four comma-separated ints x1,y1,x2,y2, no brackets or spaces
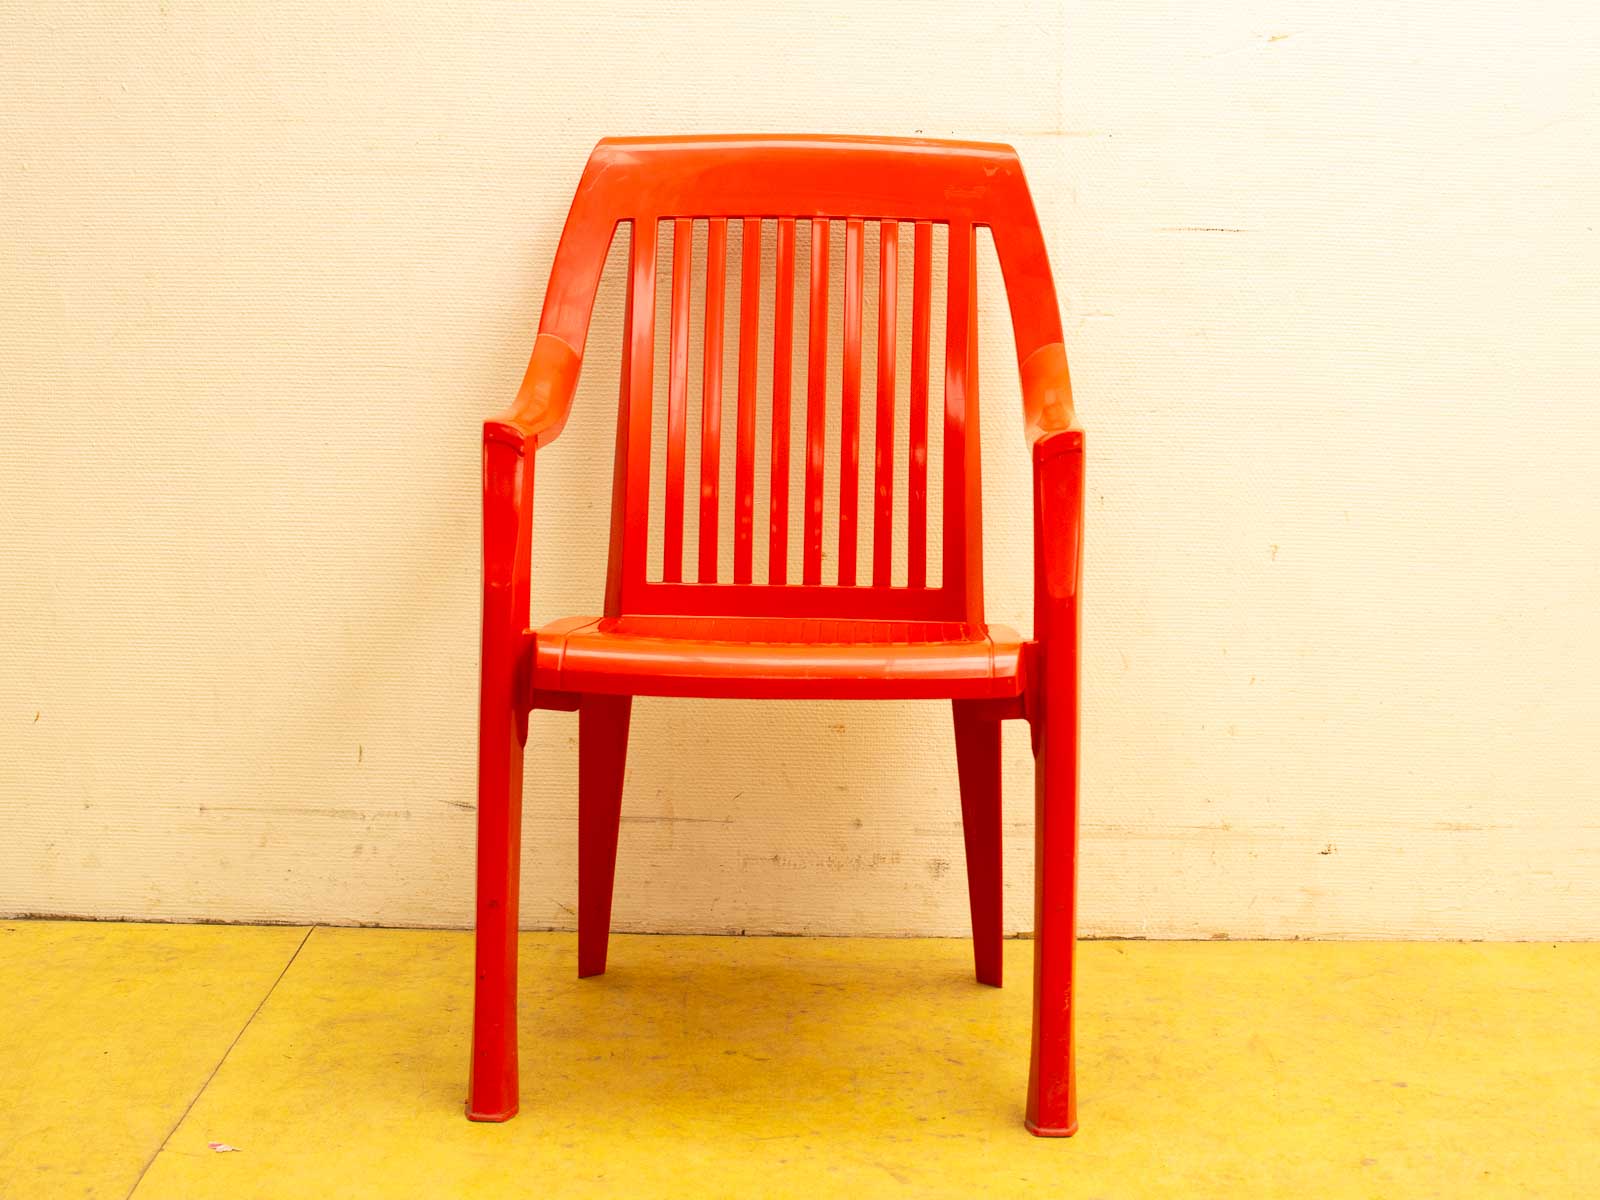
952,700,1004,987
578,693,633,978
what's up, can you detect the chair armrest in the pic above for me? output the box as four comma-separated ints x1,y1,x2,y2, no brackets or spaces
1032,428,1084,643
1025,427,1083,754
484,333,582,451
1019,338,1081,650
482,426,538,739
482,331,582,683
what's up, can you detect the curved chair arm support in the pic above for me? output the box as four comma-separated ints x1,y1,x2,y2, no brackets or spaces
1021,341,1075,447
485,333,583,452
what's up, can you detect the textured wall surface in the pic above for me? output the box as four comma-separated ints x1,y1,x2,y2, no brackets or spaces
4,1,1597,938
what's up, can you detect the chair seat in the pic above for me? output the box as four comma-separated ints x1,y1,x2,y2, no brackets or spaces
530,615,1028,700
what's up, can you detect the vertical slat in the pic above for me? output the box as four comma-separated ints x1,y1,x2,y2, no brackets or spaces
663,218,692,583
622,221,658,598
769,218,796,584
803,218,830,586
838,218,864,586
872,220,898,588
908,221,933,589
734,218,761,584
962,223,982,620
605,222,637,616
699,218,727,583
943,220,982,621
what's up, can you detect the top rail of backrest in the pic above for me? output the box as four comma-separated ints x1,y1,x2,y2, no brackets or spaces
537,135,1064,375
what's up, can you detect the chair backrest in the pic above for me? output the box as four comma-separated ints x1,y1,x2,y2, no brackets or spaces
534,135,1065,624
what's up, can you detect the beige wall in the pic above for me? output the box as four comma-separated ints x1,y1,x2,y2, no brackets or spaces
4,2,1597,939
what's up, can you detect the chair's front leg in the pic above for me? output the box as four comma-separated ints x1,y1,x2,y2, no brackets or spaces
1026,643,1079,1136
468,654,526,1121
468,437,534,1122
1025,429,1083,1137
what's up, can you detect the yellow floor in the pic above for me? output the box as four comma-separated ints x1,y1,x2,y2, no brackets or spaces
1,924,1595,1199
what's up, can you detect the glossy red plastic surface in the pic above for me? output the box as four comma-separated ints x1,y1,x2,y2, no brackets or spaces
469,135,1082,1137
533,616,1025,700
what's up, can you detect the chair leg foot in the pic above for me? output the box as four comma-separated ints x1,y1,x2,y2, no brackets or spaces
466,1100,519,1123
1024,1117,1079,1138
953,700,1004,987
578,693,632,979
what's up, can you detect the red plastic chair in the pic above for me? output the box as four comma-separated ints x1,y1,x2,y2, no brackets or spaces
469,136,1083,1136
